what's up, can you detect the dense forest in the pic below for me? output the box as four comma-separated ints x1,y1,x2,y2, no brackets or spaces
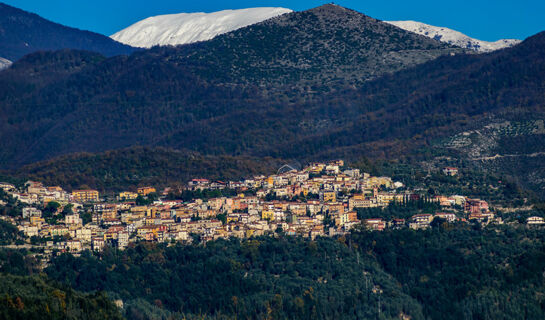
1,210,545,319
41,225,545,320
8,147,282,192
46,238,422,319
0,273,124,320
351,225,545,320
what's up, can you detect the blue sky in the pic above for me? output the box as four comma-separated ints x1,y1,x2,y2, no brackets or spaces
4,0,544,41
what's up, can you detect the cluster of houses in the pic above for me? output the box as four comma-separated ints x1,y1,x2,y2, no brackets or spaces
1,161,543,257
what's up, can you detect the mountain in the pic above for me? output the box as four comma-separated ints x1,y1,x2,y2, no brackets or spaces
111,7,293,48
0,2,137,61
386,20,520,52
2,5,544,197
0,57,11,70
0,4,464,167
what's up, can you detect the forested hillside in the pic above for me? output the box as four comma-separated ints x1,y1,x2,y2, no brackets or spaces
0,4,461,167
11,147,282,192
0,3,136,61
46,237,423,319
0,274,124,320
41,225,545,320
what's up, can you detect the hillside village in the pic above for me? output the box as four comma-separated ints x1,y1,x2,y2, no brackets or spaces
1,160,543,261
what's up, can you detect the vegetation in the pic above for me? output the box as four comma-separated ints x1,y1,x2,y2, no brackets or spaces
0,189,25,218
351,225,545,320
9,147,281,192
0,220,25,245
356,199,440,221
0,3,135,61
0,274,124,320
46,238,423,319
39,224,545,320
1,221,545,319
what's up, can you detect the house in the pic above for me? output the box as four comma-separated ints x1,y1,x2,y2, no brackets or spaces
65,214,82,225
320,191,337,203
468,212,495,224
92,237,105,251
465,199,489,214
22,207,42,219
527,216,545,226
65,240,83,253
442,167,459,176
391,218,406,229
188,179,210,190
0,182,16,192
118,191,138,201
137,187,156,196
410,214,433,229
364,218,386,231
434,212,457,223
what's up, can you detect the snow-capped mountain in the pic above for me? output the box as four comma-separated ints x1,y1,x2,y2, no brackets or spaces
386,20,520,52
111,7,292,48
0,57,12,70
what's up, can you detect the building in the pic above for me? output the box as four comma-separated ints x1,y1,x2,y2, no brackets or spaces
65,214,82,225
465,199,489,214
137,187,156,196
71,190,99,203
22,207,42,219
527,216,545,226
118,191,138,201
410,214,433,229
364,218,386,231
320,191,337,203
434,212,457,223
442,167,459,176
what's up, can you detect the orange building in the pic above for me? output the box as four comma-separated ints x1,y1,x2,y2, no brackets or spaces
138,187,156,196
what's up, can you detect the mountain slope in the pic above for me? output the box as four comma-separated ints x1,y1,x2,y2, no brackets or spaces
163,4,462,86
11,147,282,191
111,7,293,48
386,20,520,52
2,5,543,179
0,2,136,61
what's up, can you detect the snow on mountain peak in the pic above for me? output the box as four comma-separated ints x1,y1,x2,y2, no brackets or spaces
0,57,12,70
386,20,520,52
111,7,293,48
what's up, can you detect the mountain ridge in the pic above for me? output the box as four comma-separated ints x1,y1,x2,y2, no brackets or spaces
387,20,520,52
0,2,137,61
111,7,293,48
109,4,519,53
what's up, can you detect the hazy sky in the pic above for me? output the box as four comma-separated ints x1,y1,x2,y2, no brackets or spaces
4,0,544,41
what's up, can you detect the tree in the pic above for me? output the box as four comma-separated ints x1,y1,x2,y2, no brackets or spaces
62,203,74,215
43,201,61,218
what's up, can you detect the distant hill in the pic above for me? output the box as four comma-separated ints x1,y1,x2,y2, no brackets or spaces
111,7,293,48
386,20,520,52
0,2,136,61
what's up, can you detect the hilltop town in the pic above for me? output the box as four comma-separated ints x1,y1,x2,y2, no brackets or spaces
1,160,543,261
